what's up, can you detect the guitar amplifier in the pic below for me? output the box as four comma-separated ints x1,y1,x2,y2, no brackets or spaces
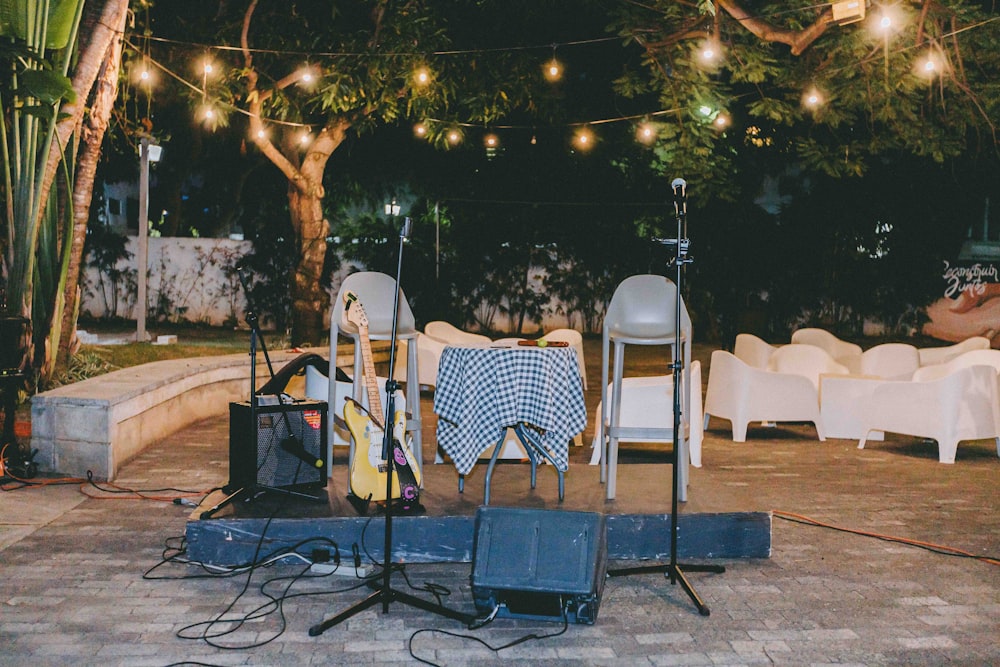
229,399,328,492
472,507,607,624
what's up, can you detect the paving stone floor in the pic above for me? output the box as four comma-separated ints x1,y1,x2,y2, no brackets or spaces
1,340,998,666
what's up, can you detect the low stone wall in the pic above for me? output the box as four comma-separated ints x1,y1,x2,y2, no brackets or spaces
29,344,382,481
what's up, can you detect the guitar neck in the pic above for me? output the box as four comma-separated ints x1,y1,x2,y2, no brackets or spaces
357,323,384,423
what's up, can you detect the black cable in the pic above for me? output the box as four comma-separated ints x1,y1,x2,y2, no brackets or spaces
408,607,570,666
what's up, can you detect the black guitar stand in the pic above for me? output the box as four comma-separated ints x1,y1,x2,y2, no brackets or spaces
310,217,474,636
200,269,326,520
606,178,725,617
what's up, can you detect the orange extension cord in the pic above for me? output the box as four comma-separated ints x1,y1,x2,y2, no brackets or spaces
773,509,1000,567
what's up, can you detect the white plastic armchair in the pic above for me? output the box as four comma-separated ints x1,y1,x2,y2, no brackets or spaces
857,364,1000,463
704,349,828,442
392,332,448,389
424,321,492,346
912,349,1000,382
733,333,779,369
918,336,991,366
791,327,863,373
859,343,920,381
766,343,849,390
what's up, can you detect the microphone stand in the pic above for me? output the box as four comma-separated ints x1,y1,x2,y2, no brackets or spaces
606,179,725,616
310,218,474,636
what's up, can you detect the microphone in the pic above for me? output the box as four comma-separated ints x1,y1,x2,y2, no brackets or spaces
280,436,324,469
671,178,687,217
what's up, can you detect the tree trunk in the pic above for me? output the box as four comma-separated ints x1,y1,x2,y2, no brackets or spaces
284,122,348,346
56,0,128,371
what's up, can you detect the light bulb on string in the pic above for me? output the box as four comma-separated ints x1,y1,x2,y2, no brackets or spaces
636,122,657,145
413,67,432,87
446,128,463,146
484,133,499,149
801,86,824,110
573,126,595,151
413,122,428,139
543,47,563,82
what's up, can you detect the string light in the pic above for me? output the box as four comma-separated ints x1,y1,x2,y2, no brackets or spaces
446,128,463,146
484,133,500,148
802,87,824,110
413,122,428,138
572,126,594,151
636,122,657,145
543,57,563,82
413,67,432,86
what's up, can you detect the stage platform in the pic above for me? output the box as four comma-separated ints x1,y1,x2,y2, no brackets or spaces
185,448,771,566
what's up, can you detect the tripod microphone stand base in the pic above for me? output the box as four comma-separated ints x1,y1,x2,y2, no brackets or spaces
607,561,725,616
308,579,474,636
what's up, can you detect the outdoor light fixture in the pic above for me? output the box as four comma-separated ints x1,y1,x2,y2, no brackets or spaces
385,200,401,216
137,137,162,343
830,0,865,26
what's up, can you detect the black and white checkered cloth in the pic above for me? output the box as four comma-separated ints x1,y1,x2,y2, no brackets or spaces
434,345,587,476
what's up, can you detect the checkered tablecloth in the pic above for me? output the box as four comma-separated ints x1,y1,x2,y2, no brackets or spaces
434,345,587,476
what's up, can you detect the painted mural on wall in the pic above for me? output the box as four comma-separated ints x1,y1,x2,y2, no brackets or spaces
923,259,1000,348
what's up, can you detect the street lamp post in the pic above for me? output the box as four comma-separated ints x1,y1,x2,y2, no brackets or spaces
136,137,161,342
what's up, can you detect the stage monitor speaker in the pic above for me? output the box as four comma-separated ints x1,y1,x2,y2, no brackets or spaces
471,507,607,624
229,399,328,492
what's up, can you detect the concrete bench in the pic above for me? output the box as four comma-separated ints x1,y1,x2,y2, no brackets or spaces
30,343,387,481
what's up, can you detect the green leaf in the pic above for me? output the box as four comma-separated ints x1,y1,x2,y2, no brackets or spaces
19,68,76,104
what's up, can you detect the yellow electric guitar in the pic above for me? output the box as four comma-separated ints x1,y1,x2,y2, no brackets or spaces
342,291,422,505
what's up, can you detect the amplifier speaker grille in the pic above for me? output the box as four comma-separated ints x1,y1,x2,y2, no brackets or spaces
228,400,328,491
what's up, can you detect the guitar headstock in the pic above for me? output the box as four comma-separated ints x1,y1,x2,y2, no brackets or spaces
343,291,369,329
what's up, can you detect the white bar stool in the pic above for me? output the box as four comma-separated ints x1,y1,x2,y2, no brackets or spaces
328,272,423,473
599,274,692,501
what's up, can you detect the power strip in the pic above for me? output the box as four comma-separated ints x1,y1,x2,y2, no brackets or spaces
310,562,373,577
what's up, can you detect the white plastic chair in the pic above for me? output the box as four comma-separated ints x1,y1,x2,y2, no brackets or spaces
599,274,693,500
766,343,849,390
859,343,920,381
329,272,423,471
791,327,863,373
912,348,1000,382
392,332,447,389
424,321,492,346
918,336,991,366
704,349,828,442
734,333,779,369
590,360,703,468
857,365,1000,463
541,328,588,389
305,364,405,451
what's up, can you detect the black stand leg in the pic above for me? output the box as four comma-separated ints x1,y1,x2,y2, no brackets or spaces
607,179,725,617
310,218,473,636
